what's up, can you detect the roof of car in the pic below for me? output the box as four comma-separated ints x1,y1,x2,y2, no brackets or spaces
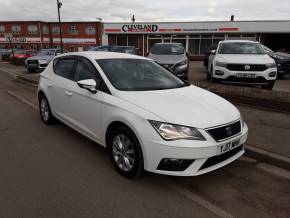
221,40,259,43
58,51,147,60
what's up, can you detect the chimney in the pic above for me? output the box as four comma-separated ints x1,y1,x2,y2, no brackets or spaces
231,15,235,22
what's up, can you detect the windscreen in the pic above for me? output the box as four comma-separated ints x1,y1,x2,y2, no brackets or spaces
218,42,265,54
151,44,184,55
97,58,187,91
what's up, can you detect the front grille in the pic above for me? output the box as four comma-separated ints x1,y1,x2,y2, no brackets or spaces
206,120,241,141
227,64,267,71
199,145,243,170
40,63,48,67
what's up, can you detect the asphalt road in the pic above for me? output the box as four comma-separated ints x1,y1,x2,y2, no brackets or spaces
0,69,290,218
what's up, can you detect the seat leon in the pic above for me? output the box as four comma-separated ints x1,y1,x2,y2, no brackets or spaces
38,51,248,178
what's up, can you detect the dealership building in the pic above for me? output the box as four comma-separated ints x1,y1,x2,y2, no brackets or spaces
1,20,290,58
0,21,102,51
103,20,290,59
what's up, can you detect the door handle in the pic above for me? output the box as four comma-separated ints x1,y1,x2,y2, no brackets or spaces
48,82,52,88
65,91,72,97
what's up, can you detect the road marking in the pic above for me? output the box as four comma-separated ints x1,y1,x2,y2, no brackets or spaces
169,183,235,218
7,90,38,111
257,163,290,180
0,68,19,79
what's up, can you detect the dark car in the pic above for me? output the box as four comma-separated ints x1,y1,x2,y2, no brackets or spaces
263,45,290,78
88,45,113,51
111,46,138,55
204,44,218,67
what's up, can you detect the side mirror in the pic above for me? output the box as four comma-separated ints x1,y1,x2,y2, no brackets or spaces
210,50,216,55
77,79,99,93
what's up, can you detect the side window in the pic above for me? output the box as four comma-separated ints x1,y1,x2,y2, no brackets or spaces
74,58,100,82
54,58,76,80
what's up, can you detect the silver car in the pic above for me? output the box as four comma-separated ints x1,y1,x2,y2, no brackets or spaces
148,43,189,80
25,49,67,73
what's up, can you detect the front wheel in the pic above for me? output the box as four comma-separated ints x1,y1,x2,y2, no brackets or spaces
108,125,144,178
262,82,275,90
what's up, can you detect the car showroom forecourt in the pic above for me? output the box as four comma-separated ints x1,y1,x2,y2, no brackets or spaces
38,51,248,178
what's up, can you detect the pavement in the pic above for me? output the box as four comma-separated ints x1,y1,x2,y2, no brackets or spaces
1,64,290,218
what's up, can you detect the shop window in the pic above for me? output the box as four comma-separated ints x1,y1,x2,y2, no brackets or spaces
116,36,127,46
45,45,51,49
128,35,139,48
188,35,200,38
200,38,213,55
12,25,21,34
188,39,200,55
241,34,257,41
148,34,161,38
0,25,5,33
43,26,49,34
28,25,38,34
227,34,242,40
52,26,60,34
14,44,22,49
0,45,6,49
172,34,186,38
86,26,96,35
30,44,38,50
69,25,78,35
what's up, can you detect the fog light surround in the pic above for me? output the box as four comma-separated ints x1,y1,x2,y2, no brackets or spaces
157,158,194,171
268,71,277,77
215,70,224,76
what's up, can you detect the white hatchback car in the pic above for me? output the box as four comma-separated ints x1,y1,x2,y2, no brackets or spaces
208,40,277,89
38,51,248,178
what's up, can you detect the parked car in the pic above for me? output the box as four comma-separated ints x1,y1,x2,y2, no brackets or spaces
111,46,138,55
25,49,67,73
204,44,218,67
10,50,36,65
38,51,248,178
0,49,12,60
88,45,113,52
148,43,189,80
262,45,290,78
208,40,277,90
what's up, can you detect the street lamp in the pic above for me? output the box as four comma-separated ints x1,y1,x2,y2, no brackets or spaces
57,0,64,53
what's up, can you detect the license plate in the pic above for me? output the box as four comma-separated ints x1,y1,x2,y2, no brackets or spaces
217,138,241,155
28,64,38,68
236,73,257,78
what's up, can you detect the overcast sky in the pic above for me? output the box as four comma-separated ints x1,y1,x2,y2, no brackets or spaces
1,0,290,22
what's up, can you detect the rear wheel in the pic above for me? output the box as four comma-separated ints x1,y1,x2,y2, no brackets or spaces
108,125,144,178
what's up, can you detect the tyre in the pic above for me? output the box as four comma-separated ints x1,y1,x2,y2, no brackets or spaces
108,125,144,178
39,94,56,125
28,68,36,73
262,82,275,90
207,67,213,81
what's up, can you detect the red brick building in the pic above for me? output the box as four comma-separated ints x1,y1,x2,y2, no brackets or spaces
0,21,102,51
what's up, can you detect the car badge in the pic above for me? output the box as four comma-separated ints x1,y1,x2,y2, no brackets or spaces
226,127,232,136
244,65,251,70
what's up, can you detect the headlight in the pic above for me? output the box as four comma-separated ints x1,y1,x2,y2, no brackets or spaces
39,59,48,64
149,120,206,141
266,63,276,69
215,61,227,68
177,60,188,66
273,54,285,60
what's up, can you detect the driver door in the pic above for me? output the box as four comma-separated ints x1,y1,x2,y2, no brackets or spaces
64,56,104,142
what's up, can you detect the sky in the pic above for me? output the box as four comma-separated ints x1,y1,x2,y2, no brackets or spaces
1,0,290,22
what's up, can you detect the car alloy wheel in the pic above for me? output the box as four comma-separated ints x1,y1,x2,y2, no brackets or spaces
112,134,135,172
40,98,50,122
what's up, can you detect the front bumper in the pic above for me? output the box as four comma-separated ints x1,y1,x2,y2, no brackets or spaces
212,66,277,85
141,122,248,176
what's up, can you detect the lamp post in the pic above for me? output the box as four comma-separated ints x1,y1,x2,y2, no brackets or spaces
57,0,63,53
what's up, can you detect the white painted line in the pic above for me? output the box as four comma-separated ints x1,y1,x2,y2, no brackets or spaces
7,90,38,111
169,183,235,218
257,163,290,180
